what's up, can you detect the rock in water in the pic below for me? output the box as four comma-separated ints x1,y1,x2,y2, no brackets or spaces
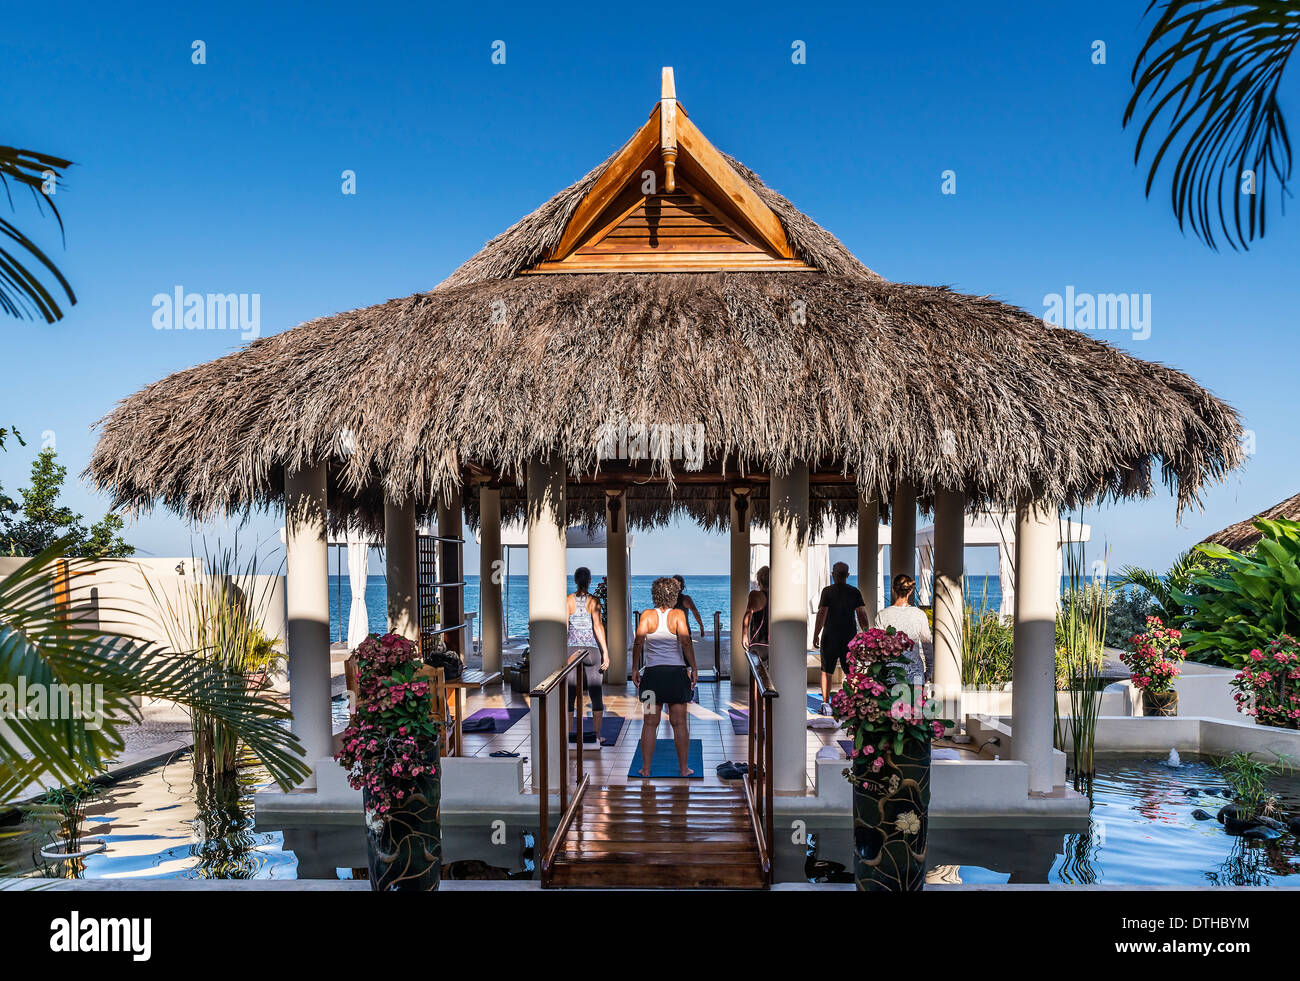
1191,809,1214,821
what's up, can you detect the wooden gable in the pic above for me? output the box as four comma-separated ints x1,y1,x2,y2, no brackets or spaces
524,69,814,274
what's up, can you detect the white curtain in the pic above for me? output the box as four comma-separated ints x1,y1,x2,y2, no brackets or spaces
917,543,934,605
998,541,1016,619
806,543,830,649
346,533,371,650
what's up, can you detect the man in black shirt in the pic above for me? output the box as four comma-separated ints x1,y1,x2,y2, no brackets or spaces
812,561,869,711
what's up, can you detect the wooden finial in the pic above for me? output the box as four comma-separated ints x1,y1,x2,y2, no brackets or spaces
660,67,678,192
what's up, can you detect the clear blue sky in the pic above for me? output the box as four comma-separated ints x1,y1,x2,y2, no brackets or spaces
2,1,1295,577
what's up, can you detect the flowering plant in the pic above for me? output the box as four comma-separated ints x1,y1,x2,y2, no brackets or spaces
830,626,951,783
1231,635,1300,729
335,633,441,823
1120,616,1185,694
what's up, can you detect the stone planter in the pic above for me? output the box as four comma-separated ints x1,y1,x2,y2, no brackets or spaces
363,745,442,891
1143,689,1179,717
851,744,931,891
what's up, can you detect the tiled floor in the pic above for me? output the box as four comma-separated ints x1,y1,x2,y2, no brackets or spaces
455,678,846,793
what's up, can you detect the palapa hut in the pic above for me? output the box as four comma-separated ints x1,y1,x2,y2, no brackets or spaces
1201,492,1300,552
88,69,1243,808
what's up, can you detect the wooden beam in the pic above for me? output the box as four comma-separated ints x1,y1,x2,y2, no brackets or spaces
661,68,678,192
676,113,795,259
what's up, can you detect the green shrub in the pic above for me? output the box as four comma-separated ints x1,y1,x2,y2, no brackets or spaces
1177,519,1300,668
1106,586,1153,648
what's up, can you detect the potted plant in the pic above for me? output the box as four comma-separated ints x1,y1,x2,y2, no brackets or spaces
830,626,950,892
335,633,443,891
1230,635,1300,729
1121,616,1185,716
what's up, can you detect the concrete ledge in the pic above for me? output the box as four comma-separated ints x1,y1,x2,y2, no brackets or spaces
1092,715,1300,759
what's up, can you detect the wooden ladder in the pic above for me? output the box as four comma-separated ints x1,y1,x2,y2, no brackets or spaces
546,784,767,889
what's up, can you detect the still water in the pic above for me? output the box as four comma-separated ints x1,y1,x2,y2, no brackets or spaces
5,752,1297,886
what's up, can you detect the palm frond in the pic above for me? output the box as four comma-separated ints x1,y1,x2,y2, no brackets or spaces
1125,0,1300,250
0,145,76,321
0,539,310,802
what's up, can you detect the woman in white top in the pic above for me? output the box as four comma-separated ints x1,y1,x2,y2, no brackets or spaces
875,573,932,684
632,576,698,778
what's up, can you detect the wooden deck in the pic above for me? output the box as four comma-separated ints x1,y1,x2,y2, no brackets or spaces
547,784,766,889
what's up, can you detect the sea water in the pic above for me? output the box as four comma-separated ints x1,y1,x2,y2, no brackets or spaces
327,573,1021,645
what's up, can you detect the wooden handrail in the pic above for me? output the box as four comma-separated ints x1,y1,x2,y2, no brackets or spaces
529,650,592,884
743,649,778,887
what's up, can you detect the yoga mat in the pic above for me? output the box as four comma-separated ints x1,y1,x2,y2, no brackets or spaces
569,713,625,746
628,739,704,779
727,708,749,735
461,707,528,734
839,739,853,757
807,694,825,713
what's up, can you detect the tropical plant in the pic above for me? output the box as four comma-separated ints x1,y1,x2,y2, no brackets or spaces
961,592,1014,689
1177,518,1300,666
145,540,283,776
0,448,133,558
830,626,950,777
1114,549,1203,626
335,633,440,824
0,145,76,321
1213,751,1293,818
0,537,310,804
1126,1,1300,250
1121,615,1186,694
1054,538,1110,793
23,778,104,877
1106,585,1154,647
1230,634,1300,728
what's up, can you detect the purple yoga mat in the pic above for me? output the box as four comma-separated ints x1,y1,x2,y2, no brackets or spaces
727,708,749,735
569,713,625,746
461,707,529,734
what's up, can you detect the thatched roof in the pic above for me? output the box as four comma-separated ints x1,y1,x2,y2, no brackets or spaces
1200,492,1300,552
87,80,1244,534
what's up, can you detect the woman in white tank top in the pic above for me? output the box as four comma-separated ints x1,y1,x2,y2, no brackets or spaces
632,577,698,778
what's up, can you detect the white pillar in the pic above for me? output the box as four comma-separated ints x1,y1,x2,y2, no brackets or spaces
437,486,465,654
384,496,418,643
857,496,879,626
729,487,752,685
285,463,331,789
891,482,916,591
1013,500,1058,794
605,488,629,683
932,489,965,721
770,463,810,794
479,483,503,674
527,456,567,777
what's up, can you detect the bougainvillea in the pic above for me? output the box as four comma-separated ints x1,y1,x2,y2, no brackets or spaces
1231,635,1300,730
1120,616,1185,694
830,626,950,785
335,633,441,822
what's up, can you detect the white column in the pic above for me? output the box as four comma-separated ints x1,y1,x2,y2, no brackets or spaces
605,488,629,683
285,463,331,789
384,496,418,643
857,496,879,626
770,463,810,794
479,483,503,674
729,487,752,685
527,456,567,777
1013,500,1058,794
932,489,965,722
891,482,917,589
437,486,465,654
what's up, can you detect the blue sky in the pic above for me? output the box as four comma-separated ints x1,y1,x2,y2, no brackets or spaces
1,1,1295,577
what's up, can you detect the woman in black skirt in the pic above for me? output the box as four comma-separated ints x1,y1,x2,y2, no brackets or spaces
632,576,698,777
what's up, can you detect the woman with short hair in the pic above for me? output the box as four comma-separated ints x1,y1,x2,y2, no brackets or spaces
632,576,698,777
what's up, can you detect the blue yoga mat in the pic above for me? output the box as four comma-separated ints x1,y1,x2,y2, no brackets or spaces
461,707,528,734
627,739,704,779
569,713,625,746
807,694,825,713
